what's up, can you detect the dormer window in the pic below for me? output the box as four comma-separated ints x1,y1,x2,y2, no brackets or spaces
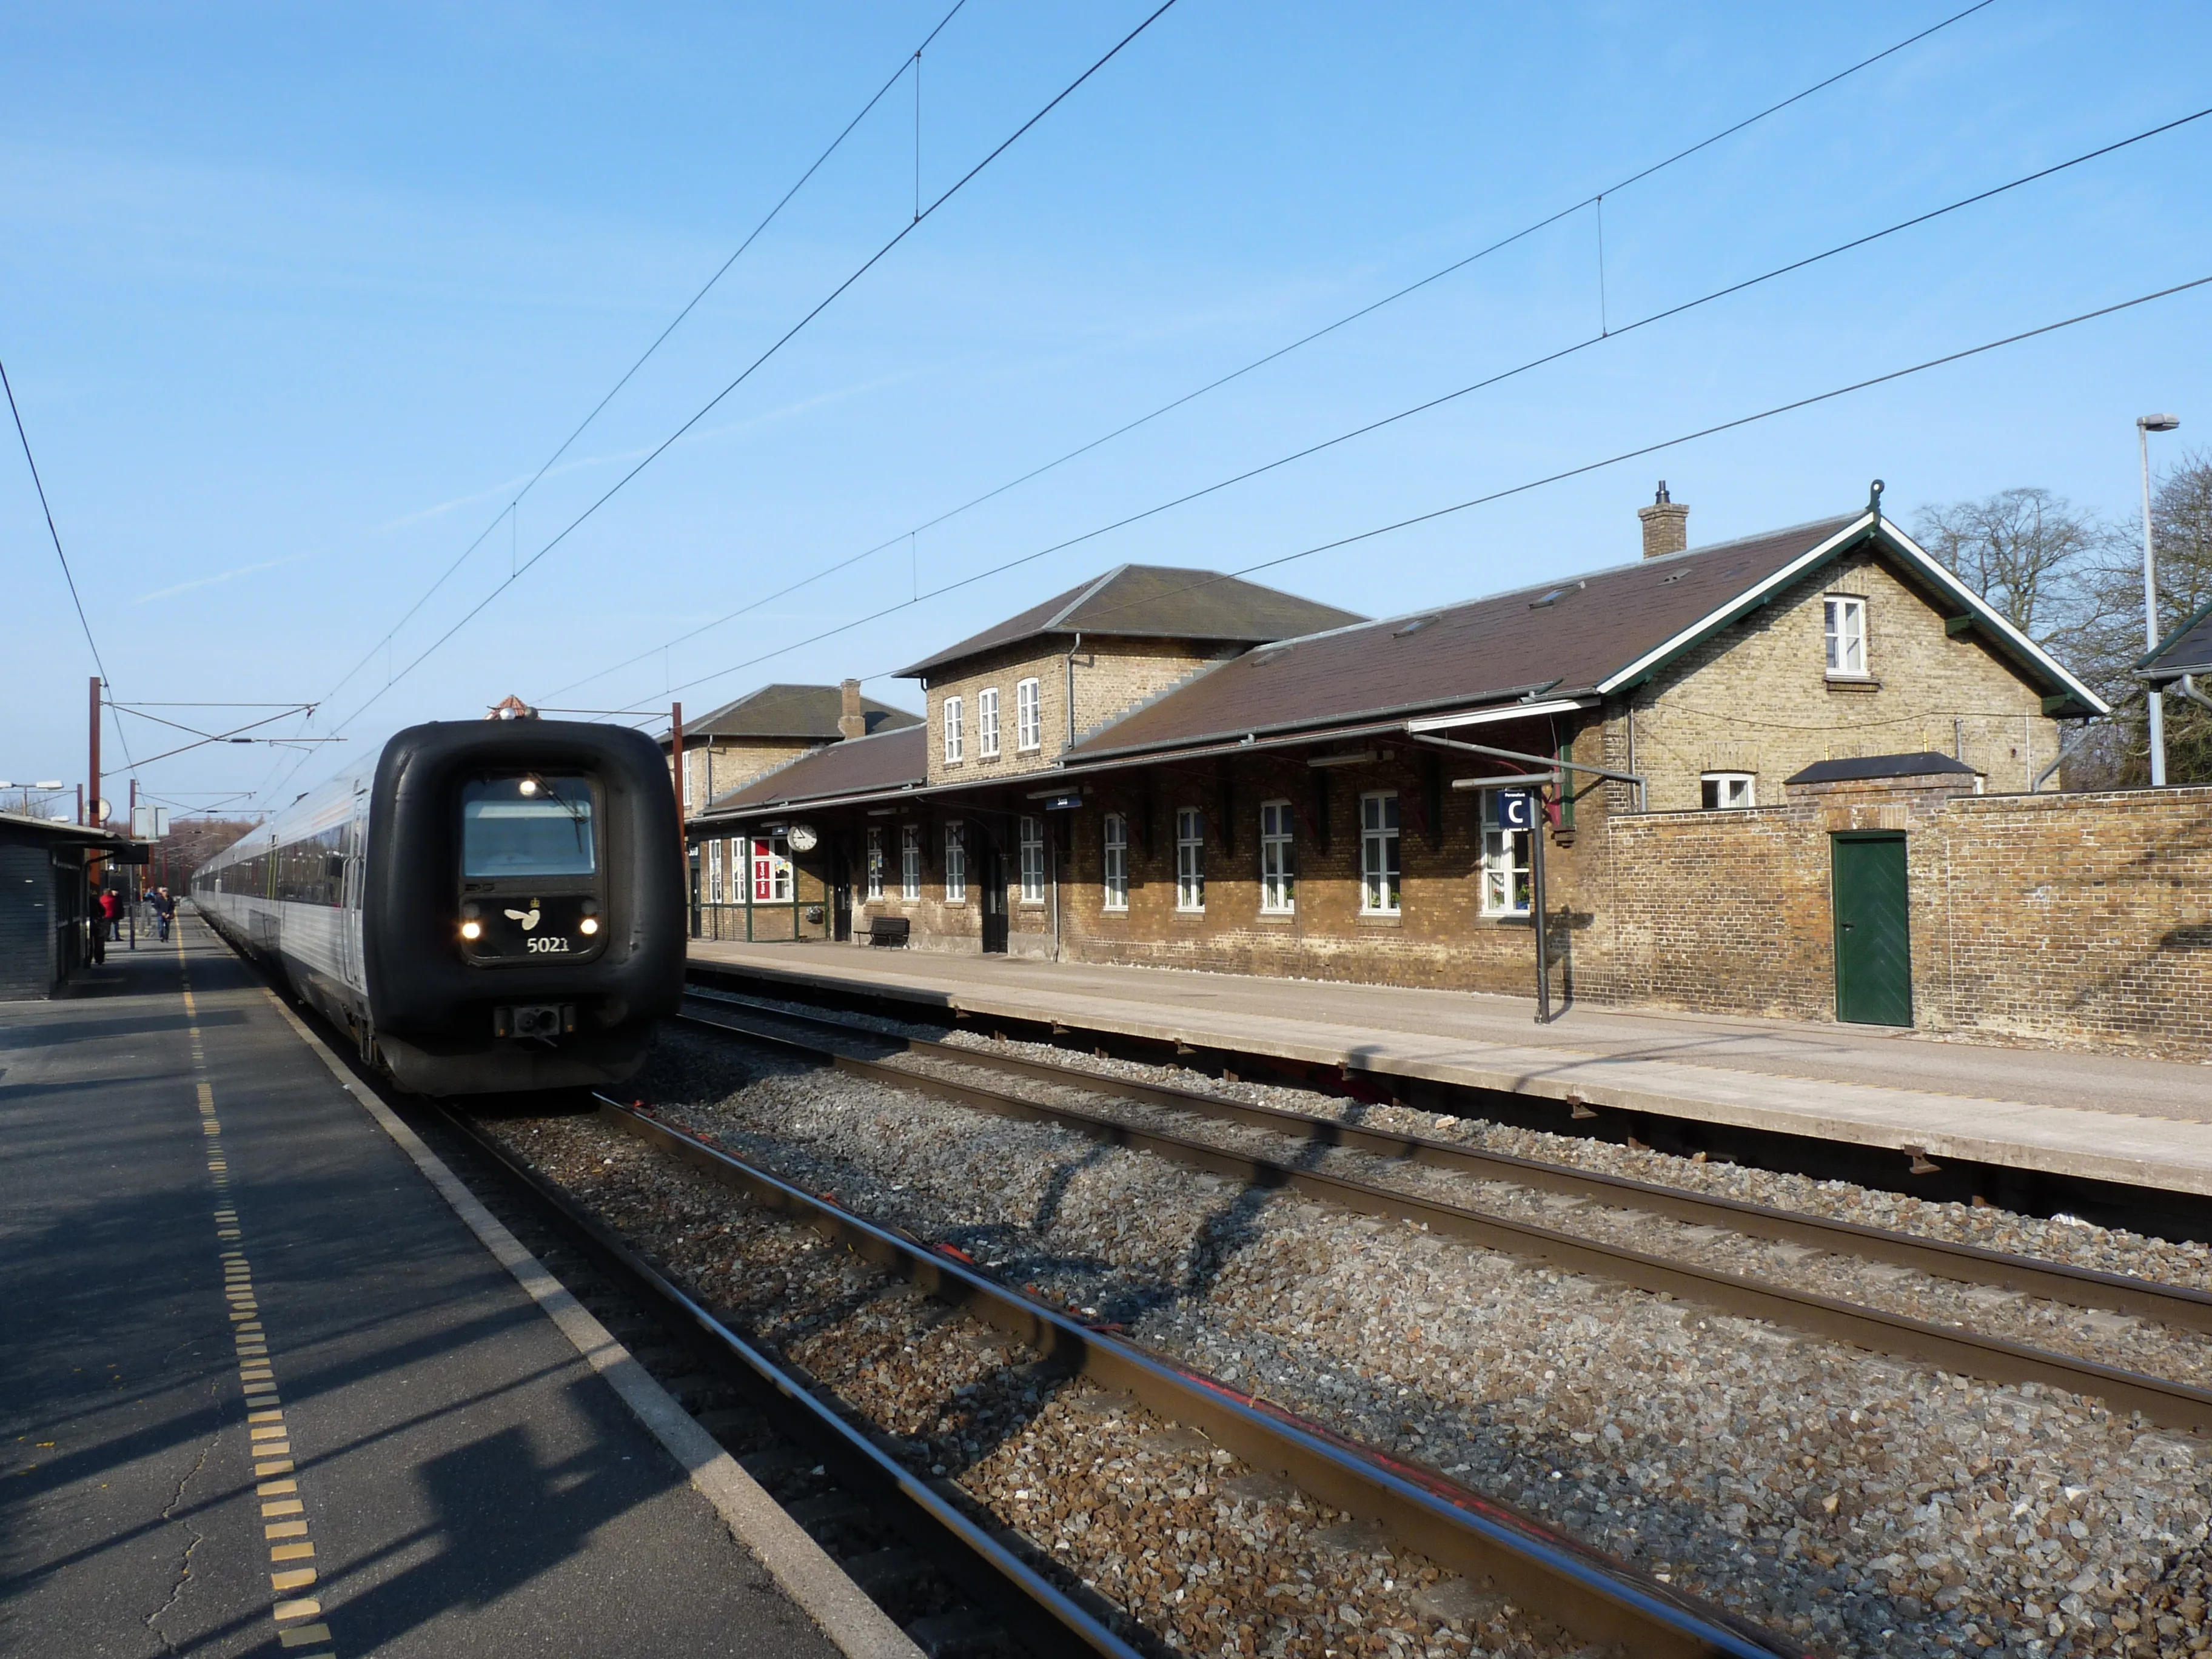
1825,595,1868,677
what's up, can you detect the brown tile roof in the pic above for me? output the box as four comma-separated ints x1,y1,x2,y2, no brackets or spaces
1064,516,1868,759
702,725,925,814
661,683,919,745
896,564,1364,680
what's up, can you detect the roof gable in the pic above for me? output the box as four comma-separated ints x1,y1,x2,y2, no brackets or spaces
896,565,1363,680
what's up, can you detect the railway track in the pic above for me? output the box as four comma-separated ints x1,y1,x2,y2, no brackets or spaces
417,1101,1131,1658
565,1088,1803,1658
675,986,2212,1435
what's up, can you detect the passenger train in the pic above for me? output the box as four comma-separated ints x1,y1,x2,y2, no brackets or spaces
193,720,684,1094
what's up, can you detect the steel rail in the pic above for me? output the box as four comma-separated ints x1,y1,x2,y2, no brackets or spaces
594,1091,1803,1659
434,1102,1147,1659
683,987,2212,1336
675,999,2212,1435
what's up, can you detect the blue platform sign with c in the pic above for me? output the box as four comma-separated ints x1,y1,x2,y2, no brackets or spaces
1497,789,1536,831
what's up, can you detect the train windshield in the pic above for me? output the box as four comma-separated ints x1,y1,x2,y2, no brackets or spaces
460,776,596,877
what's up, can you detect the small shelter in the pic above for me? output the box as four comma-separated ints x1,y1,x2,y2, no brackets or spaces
0,812,135,999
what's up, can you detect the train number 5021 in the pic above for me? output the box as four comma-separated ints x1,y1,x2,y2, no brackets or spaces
526,936,571,954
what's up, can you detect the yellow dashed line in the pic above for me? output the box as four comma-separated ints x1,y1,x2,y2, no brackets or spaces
187,980,341,1657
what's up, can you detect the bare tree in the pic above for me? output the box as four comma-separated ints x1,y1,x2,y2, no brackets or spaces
2057,450,2212,787
2142,450,2212,784
1912,488,2110,646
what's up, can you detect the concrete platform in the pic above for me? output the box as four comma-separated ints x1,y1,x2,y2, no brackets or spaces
1,923,847,1658
691,939,2212,1201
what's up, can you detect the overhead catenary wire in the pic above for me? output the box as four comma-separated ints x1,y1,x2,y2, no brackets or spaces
545,0,2003,704
610,107,2209,705
313,0,970,720
634,275,2212,713
281,0,1183,799
2,351,142,779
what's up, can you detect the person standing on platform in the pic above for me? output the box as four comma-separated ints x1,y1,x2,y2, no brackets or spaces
150,886,176,943
98,885,121,942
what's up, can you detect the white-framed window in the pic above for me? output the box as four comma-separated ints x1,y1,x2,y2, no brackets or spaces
1824,594,1867,676
1701,772,1756,811
943,822,967,903
1259,800,1295,914
865,826,884,902
943,695,964,764
1015,677,1042,752
750,833,792,902
977,687,1001,758
680,748,694,813
1102,813,1128,911
707,838,723,903
900,823,922,900
1017,816,1046,902
1359,791,1401,915
1481,791,1533,917
1175,806,1205,912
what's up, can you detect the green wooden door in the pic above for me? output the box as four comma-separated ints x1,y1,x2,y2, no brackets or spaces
1832,833,1911,1027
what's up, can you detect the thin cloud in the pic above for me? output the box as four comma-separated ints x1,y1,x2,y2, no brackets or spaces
134,551,315,603
371,367,923,534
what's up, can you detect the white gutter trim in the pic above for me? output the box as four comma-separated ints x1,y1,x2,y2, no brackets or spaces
1595,516,1872,695
1593,514,2113,717
1877,520,2114,716
1405,697,1595,734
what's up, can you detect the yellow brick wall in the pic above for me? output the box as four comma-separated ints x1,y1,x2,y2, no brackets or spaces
673,738,819,816
922,638,1238,787
1604,548,2063,811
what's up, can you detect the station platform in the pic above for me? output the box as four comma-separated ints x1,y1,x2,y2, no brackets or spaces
690,939,2212,1201
1,922,850,1659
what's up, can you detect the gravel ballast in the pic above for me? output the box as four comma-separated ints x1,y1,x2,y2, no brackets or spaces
475,1107,1592,1658
636,1014,2212,1657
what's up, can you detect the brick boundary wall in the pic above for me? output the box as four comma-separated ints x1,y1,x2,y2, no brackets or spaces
1592,786,2212,1056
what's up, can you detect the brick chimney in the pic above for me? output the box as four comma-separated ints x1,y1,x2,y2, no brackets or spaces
837,677,866,740
1638,481,1689,559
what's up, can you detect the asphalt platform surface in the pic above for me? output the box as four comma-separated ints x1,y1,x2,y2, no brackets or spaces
0,919,842,1658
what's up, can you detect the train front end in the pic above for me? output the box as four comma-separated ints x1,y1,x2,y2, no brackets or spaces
363,720,683,1095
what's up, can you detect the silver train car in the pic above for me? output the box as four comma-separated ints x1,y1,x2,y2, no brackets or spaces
193,720,684,1094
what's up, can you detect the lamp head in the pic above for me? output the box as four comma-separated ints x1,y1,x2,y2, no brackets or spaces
2139,414,2181,432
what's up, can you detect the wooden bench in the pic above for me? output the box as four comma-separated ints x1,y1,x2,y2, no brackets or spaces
866,916,911,948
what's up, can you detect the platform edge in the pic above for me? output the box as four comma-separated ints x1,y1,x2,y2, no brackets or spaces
257,987,925,1659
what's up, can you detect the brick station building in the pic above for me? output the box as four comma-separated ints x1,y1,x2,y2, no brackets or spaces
688,489,2212,1053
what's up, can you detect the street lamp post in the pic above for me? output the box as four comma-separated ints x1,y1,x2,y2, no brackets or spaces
2140,413,2181,786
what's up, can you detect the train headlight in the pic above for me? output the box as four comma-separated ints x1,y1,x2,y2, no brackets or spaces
519,777,540,796
578,916,599,936
460,919,482,940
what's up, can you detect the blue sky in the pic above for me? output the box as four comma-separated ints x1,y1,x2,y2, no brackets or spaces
4,2,2208,816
